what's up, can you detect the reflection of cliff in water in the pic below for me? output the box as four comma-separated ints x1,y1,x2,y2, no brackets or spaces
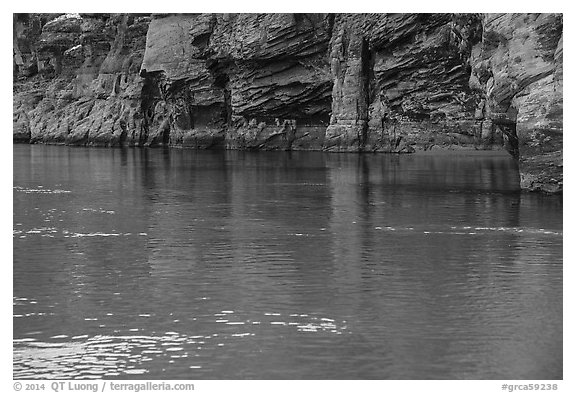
13,145,562,379
324,151,561,379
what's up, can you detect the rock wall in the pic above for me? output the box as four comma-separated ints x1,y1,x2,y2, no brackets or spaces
137,13,334,150
469,14,563,193
325,14,487,153
13,13,562,193
14,13,150,146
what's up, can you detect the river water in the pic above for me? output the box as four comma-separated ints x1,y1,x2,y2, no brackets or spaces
13,145,562,380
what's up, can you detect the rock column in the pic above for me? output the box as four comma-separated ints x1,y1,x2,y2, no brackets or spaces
324,24,370,152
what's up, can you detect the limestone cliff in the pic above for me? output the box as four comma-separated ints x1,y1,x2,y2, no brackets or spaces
13,13,149,146
13,13,562,193
469,14,563,193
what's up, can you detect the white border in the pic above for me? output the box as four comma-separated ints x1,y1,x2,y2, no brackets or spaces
4,3,572,392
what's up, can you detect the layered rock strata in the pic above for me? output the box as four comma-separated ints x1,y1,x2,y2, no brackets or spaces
13,13,562,193
468,14,563,192
14,13,150,146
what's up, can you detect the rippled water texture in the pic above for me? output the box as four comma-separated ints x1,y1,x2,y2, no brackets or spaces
13,145,562,379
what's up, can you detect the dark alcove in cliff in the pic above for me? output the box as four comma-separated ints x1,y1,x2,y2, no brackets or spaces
209,61,232,127
140,70,165,145
359,37,374,149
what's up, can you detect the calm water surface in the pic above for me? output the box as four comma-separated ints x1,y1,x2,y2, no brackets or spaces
13,145,562,379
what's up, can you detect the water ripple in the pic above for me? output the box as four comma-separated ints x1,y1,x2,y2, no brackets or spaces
13,186,71,194
368,225,562,236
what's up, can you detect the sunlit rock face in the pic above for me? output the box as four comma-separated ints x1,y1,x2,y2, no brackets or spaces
13,13,562,192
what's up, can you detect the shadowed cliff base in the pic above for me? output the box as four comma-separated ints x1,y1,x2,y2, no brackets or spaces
13,13,562,193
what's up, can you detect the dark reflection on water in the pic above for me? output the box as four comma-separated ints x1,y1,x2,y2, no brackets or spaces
13,145,562,379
